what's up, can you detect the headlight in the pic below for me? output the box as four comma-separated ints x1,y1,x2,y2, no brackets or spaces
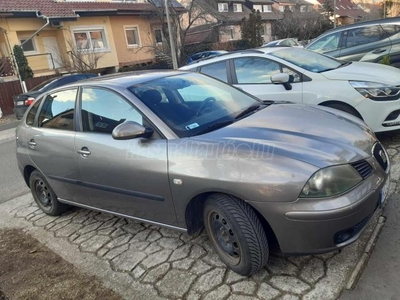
300,165,362,198
350,81,400,101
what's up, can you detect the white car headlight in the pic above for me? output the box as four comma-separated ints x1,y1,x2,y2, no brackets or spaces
300,165,362,198
350,81,400,101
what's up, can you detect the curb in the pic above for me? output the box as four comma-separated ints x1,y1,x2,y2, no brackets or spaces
345,215,386,290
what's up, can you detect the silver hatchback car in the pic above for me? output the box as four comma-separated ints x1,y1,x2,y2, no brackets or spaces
16,71,390,275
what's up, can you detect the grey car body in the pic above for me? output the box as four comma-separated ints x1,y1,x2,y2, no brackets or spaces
16,71,389,274
306,17,400,66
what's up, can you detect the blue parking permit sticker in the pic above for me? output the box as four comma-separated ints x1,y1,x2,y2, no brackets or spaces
185,123,199,130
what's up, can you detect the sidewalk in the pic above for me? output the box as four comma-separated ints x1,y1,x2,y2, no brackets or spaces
0,128,16,145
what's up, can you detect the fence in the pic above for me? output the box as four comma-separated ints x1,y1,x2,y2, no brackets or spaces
0,74,58,115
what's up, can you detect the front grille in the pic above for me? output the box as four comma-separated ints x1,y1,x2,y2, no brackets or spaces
373,143,388,171
351,160,373,179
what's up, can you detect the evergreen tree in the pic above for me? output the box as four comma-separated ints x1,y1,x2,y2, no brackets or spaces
13,45,33,81
241,10,263,48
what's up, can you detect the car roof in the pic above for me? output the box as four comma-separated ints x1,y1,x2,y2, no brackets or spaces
180,48,287,69
65,70,190,88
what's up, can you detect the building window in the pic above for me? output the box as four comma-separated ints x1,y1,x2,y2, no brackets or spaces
73,28,107,51
218,3,228,12
260,25,265,36
263,5,272,12
230,27,235,40
154,29,163,45
124,26,140,47
20,38,37,54
233,3,242,12
253,4,262,12
279,5,285,12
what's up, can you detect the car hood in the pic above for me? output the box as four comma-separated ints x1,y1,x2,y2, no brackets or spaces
201,104,376,168
321,61,400,85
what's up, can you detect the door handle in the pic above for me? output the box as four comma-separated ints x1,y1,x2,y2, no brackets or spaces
77,147,91,158
28,139,36,149
372,49,386,54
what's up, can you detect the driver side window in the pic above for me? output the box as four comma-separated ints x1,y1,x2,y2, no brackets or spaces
234,57,281,84
307,31,342,53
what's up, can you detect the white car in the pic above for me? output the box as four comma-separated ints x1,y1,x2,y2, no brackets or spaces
262,38,303,48
180,47,400,133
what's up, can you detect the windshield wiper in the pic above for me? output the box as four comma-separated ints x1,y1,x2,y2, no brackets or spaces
194,120,234,136
235,104,262,120
318,61,352,73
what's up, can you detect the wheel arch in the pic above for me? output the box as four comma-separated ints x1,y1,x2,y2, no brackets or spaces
23,165,37,188
184,192,278,246
319,100,363,120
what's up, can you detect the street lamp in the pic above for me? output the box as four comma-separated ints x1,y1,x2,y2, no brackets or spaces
164,0,178,69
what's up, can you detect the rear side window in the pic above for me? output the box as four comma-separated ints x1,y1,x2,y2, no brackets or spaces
199,61,228,82
26,98,42,126
234,57,280,84
38,89,77,130
345,25,384,48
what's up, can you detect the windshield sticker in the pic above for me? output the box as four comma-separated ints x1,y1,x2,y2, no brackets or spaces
185,123,200,130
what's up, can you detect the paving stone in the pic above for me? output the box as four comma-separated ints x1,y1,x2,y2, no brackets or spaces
122,222,145,235
30,213,46,222
130,241,150,252
105,234,131,249
79,235,111,253
276,295,300,300
193,268,226,293
227,295,257,300
98,218,118,230
26,213,36,220
110,227,126,238
132,229,152,241
172,258,195,270
257,283,281,300
180,233,195,243
202,251,225,267
72,231,97,244
299,258,325,284
97,227,116,236
54,211,78,223
144,243,163,255
114,218,128,228
190,260,213,275
250,268,270,282
204,284,231,300
69,233,80,242
287,256,312,268
78,221,103,235
169,244,191,261
267,256,298,276
141,249,172,269
104,244,129,260
94,213,114,221
55,222,83,238
44,222,56,230
225,270,247,284
15,206,40,218
314,250,339,261
270,276,310,295
82,217,98,226
186,290,201,300
390,162,400,181
156,269,196,298
157,237,184,250
231,280,257,295
387,148,398,156
159,227,182,238
111,250,147,272
147,230,162,242
190,244,207,259
131,265,146,279
97,247,109,258
142,263,170,284
47,220,70,232
33,215,57,227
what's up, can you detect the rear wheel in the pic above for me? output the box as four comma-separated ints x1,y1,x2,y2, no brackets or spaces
203,194,269,275
29,170,69,216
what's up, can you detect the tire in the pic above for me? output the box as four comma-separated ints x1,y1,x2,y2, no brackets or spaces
203,194,269,276
325,103,361,119
29,170,69,216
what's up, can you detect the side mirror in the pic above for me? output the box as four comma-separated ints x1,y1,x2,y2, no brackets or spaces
271,73,292,91
112,121,153,140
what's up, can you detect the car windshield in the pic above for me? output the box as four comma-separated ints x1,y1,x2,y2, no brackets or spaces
270,48,343,73
128,73,261,138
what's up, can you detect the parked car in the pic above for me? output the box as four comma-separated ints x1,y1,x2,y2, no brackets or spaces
180,47,400,133
306,17,400,67
187,50,228,64
262,38,303,48
16,71,389,275
13,73,98,120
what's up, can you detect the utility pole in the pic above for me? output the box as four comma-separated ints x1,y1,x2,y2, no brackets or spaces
164,0,178,69
333,0,337,28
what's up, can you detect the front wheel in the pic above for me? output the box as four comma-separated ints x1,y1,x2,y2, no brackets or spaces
203,194,269,276
29,170,69,216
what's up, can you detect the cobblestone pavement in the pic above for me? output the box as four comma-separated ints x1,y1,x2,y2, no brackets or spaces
2,134,399,300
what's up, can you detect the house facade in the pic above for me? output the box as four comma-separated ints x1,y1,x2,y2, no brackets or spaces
0,0,183,80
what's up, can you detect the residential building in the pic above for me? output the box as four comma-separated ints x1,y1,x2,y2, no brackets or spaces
0,0,184,80
315,0,367,25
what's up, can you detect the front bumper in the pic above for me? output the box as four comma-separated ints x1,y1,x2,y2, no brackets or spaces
249,156,389,254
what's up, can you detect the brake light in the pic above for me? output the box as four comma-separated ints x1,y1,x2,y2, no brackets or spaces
24,97,35,106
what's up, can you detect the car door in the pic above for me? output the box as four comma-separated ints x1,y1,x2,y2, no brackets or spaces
27,88,80,201
339,25,391,62
231,56,303,102
74,87,178,226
